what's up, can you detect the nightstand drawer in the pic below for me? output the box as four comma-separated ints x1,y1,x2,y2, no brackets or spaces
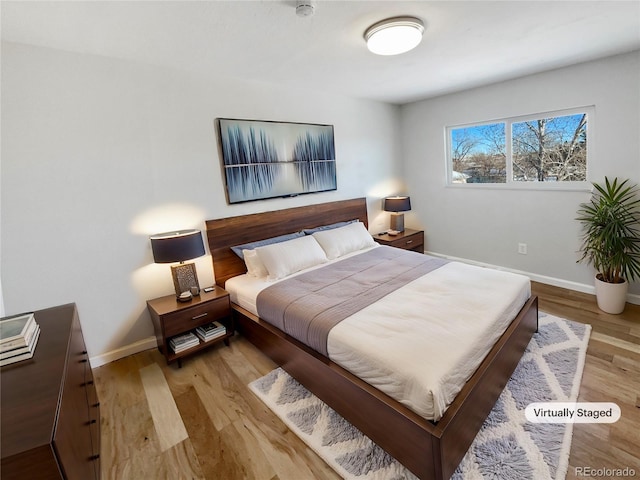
373,229,424,253
390,231,423,250
164,298,230,337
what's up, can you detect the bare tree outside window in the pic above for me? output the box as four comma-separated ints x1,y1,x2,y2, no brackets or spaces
451,123,506,183
448,108,590,186
512,114,587,182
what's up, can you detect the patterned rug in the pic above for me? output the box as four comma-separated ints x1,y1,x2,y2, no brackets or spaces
249,313,591,480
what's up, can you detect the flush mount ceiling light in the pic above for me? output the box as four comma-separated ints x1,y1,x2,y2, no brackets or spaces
364,16,424,55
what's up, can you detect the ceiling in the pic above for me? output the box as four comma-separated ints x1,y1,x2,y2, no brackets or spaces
2,1,639,105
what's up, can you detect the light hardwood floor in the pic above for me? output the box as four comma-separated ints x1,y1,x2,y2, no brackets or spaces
94,282,640,479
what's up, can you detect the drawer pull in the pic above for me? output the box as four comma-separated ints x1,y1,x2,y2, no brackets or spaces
192,313,208,320
406,240,413,244
90,454,100,461
80,359,88,363
83,380,94,386
89,419,97,425
94,402,100,408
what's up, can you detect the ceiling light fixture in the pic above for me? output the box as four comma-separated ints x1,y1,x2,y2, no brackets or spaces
364,16,424,56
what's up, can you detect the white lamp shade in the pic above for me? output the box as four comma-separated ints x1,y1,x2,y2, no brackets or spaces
365,17,424,56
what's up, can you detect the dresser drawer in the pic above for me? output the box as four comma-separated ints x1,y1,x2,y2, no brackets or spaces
163,297,230,338
54,333,96,480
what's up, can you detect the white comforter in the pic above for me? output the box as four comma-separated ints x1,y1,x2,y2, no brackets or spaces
226,256,530,421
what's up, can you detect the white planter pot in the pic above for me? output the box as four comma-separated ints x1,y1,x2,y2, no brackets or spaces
594,275,628,314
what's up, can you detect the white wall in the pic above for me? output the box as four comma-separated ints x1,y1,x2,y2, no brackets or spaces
1,42,402,364
401,51,640,297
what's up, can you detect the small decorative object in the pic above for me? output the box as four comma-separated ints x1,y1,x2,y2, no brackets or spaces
190,286,200,296
177,291,193,303
384,196,411,232
0,313,35,347
576,177,640,314
150,229,206,297
0,312,41,366
217,118,336,204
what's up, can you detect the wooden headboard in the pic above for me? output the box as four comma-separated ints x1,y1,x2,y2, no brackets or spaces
205,198,368,287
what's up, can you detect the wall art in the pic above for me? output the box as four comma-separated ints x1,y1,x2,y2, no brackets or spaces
217,118,336,204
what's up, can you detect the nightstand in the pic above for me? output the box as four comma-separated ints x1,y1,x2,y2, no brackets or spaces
147,286,234,366
372,228,424,253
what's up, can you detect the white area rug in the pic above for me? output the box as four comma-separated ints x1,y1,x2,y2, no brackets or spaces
249,313,591,480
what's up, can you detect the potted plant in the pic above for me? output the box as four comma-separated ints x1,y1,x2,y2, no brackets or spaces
576,177,640,314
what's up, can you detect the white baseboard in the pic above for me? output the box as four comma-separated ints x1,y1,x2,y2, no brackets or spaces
89,336,157,368
425,250,640,306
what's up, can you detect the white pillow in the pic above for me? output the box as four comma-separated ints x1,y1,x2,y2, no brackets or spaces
243,249,269,278
256,235,328,280
312,221,376,260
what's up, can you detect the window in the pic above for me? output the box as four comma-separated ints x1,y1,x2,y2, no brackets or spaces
447,107,591,187
451,122,506,184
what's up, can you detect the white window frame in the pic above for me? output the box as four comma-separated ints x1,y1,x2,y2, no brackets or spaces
445,106,594,191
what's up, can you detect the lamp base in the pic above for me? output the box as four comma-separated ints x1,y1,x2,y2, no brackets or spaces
171,262,200,297
389,213,405,232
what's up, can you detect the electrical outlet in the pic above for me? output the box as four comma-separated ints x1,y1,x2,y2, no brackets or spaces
518,243,527,255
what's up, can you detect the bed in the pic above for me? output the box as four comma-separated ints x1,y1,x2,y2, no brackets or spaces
205,197,538,480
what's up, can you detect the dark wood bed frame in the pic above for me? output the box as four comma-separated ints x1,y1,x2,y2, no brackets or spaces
205,197,538,480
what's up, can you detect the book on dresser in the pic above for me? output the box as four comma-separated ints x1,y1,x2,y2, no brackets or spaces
195,321,226,342
0,313,41,366
0,326,41,366
169,331,199,353
1,313,37,349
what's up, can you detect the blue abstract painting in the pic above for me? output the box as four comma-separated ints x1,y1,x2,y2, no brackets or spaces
217,118,337,204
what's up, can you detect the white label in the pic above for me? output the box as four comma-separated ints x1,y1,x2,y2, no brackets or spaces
525,402,620,423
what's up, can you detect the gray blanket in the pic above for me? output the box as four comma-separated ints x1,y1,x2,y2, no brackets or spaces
256,246,448,356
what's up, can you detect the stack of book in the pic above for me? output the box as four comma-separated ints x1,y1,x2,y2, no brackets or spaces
169,331,199,354
1,313,41,367
195,321,226,343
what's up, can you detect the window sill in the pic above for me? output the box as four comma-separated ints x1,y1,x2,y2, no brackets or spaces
445,182,592,192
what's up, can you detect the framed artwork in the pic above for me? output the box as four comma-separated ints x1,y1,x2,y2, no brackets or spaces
171,263,200,296
216,118,337,204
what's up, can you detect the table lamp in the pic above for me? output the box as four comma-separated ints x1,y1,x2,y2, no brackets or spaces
384,196,411,232
150,229,206,297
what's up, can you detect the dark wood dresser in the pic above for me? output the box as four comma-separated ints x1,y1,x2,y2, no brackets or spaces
1,303,100,480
